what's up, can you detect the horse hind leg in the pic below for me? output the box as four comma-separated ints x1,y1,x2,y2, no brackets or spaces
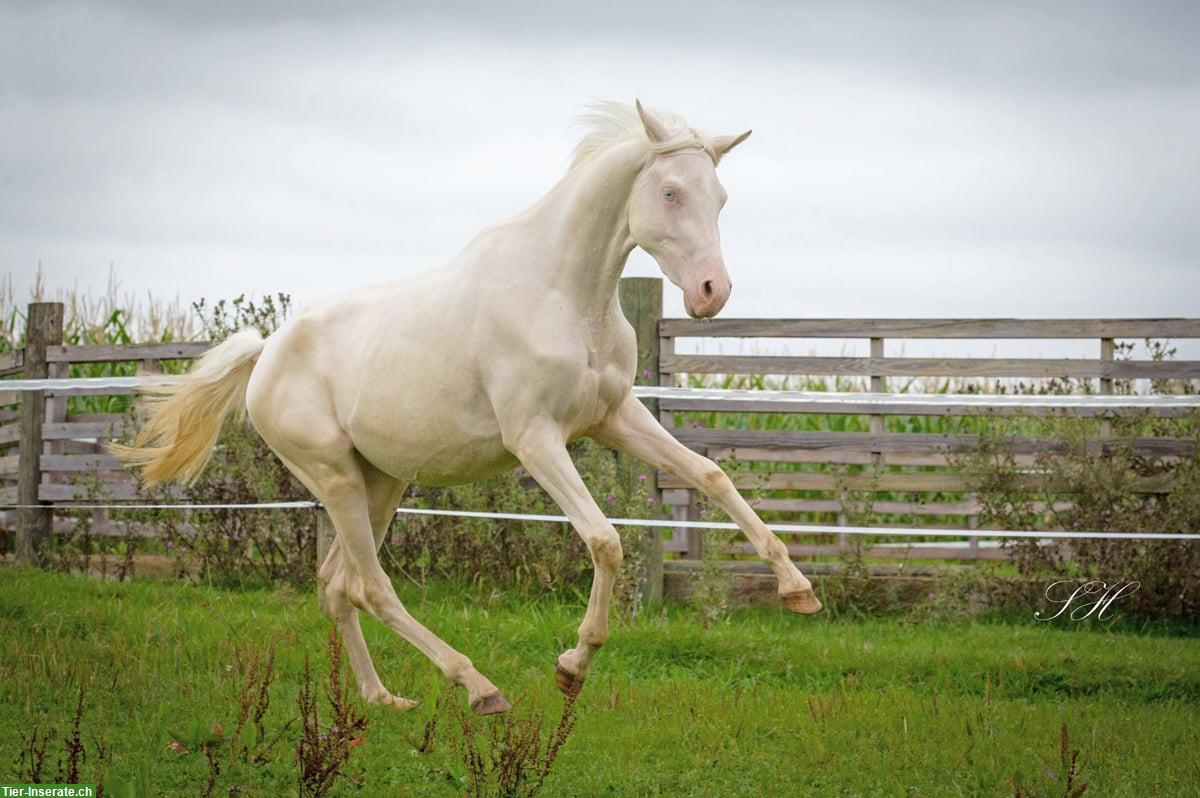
320,538,418,712
305,452,510,715
303,457,413,710
324,465,421,709
253,375,510,715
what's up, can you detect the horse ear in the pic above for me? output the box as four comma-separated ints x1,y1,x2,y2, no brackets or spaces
712,130,752,164
635,99,671,144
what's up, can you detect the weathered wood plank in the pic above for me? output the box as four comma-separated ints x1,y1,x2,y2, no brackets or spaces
662,537,998,556
42,421,128,441
671,428,1197,457
658,396,1197,418
778,542,1009,560
660,354,1200,379
0,424,20,448
663,538,1008,559
48,518,199,540
41,454,124,472
656,469,1175,493
65,413,126,424
708,447,953,466
61,441,107,455
45,342,211,364
661,492,1075,517
751,498,982,515
659,318,1200,339
663,559,959,577
705,447,1043,467
0,348,23,377
39,482,141,502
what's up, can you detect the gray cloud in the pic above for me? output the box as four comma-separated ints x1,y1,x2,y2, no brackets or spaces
2,0,1198,329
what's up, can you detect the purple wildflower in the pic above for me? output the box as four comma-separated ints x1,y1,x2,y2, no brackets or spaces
637,474,647,483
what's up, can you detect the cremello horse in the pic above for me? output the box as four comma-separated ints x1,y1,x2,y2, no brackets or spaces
114,101,821,716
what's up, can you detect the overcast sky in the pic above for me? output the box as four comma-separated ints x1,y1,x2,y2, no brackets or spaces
3,1,1198,342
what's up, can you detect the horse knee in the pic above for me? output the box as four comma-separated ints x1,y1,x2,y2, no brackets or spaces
699,462,734,497
588,528,623,572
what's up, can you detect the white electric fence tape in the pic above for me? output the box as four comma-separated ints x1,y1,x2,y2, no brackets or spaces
1,501,1196,541
2,376,1198,409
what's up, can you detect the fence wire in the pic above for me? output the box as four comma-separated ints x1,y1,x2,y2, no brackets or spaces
1,501,1196,541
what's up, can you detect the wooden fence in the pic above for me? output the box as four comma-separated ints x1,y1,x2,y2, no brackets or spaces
3,283,1199,583
644,280,1199,565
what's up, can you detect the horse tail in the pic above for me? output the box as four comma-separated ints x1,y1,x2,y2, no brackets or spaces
110,329,265,487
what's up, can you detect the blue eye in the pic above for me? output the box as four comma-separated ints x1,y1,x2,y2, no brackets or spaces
662,188,677,201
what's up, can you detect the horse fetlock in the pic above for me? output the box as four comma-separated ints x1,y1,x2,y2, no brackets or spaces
578,622,608,649
442,653,476,685
364,687,419,712
765,538,790,564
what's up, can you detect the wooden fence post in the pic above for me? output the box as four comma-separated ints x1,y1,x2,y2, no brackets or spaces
16,302,64,566
1099,337,1114,439
618,277,663,605
316,508,335,610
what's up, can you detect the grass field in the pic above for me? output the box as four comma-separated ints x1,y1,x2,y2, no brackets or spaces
1,568,1198,796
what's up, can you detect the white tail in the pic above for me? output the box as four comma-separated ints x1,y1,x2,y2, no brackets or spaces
110,330,265,487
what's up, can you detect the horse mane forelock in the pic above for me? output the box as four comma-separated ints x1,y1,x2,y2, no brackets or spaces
569,101,715,172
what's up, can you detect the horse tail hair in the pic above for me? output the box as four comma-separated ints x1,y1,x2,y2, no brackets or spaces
109,329,265,488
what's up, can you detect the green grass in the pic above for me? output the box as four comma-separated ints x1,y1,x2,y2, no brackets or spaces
2,569,1198,796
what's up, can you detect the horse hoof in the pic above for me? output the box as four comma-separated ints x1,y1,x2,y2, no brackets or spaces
389,695,420,712
783,588,823,614
367,691,419,712
470,690,512,716
554,664,584,697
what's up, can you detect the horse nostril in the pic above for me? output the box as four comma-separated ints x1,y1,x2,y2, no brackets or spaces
701,280,714,300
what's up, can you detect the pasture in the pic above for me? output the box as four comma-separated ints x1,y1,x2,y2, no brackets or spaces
2,567,1197,796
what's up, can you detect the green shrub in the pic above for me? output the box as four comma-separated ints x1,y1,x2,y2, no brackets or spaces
952,413,1200,619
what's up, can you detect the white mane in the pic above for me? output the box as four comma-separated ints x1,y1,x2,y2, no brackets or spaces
569,101,716,171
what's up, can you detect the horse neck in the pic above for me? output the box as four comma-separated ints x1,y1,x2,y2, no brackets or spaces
524,141,645,316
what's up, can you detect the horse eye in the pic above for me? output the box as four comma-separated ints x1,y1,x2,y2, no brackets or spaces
662,188,677,202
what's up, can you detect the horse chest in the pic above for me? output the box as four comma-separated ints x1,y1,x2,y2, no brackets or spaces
556,347,633,431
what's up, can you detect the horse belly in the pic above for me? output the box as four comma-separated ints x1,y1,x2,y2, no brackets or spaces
348,390,517,487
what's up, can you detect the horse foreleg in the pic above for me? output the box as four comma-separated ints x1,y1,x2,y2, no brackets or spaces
593,394,821,614
511,427,623,696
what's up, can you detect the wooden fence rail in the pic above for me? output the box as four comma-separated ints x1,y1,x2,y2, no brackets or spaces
654,295,1200,562
3,283,1199,594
